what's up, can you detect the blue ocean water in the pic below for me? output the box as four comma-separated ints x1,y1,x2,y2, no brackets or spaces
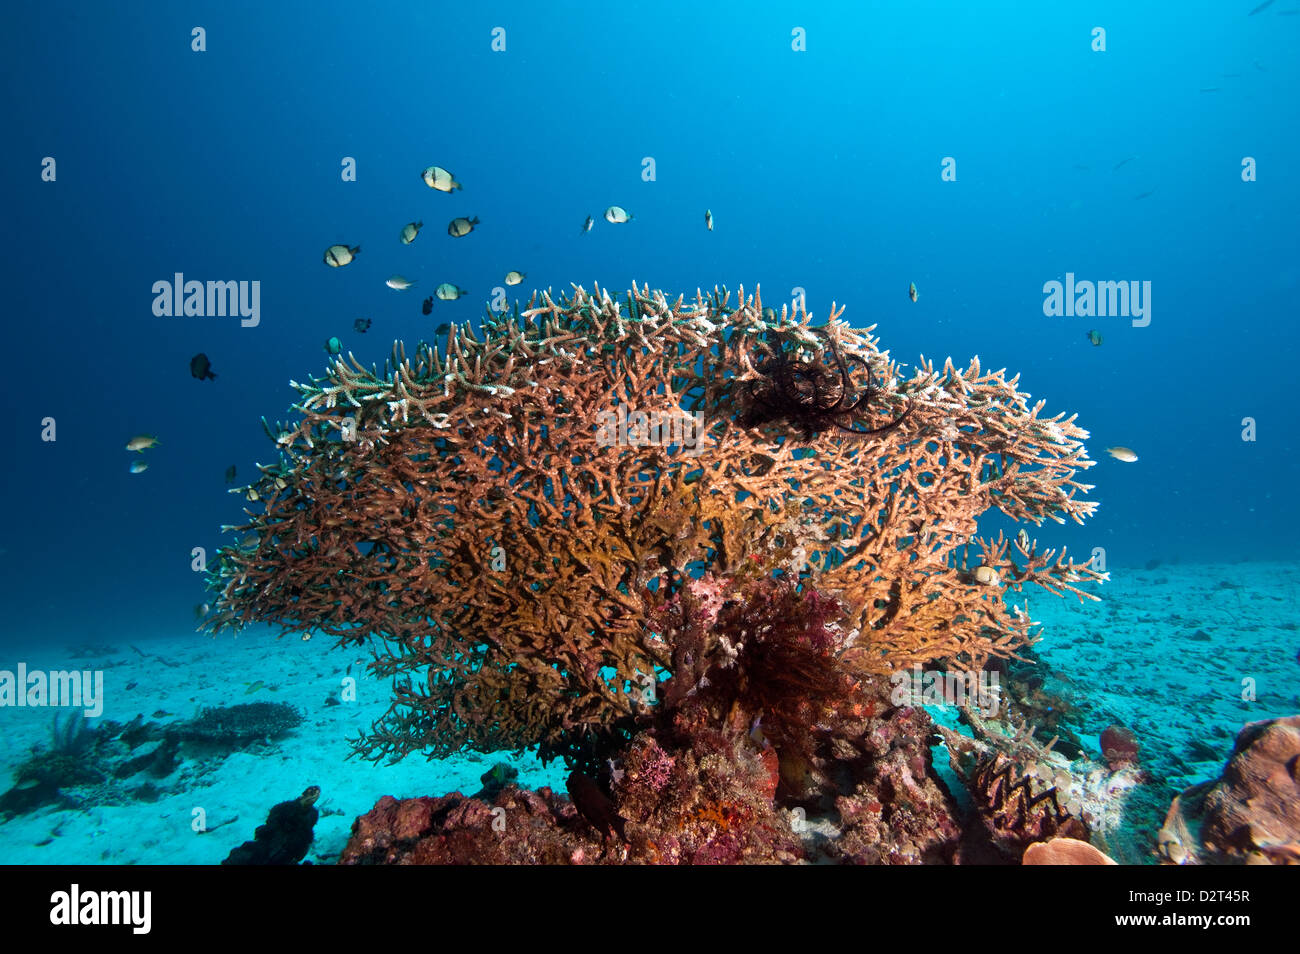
0,1,1296,866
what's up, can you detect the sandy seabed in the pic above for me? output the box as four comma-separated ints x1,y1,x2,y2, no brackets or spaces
0,560,1294,865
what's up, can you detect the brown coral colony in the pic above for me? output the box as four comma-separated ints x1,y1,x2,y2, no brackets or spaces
206,283,1109,862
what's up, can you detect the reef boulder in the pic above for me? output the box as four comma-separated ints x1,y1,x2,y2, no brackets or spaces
1157,715,1300,865
338,787,603,865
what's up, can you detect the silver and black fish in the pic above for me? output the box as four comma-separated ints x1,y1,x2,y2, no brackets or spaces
324,244,360,267
421,166,462,191
447,216,479,237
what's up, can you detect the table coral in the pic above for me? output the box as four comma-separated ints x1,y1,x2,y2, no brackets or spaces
206,284,1105,781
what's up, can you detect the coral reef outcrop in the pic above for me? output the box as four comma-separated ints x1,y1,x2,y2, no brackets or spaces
935,705,1139,863
207,284,1104,770
223,785,322,865
1023,836,1117,865
1157,715,1300,865
177,702,303,747
207,284,1107,863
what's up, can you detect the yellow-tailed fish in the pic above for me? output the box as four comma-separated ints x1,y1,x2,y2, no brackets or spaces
126,435,160,452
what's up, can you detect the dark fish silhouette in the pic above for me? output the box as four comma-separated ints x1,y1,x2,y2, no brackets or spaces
1248,0,1274,14
353,317,372,333
1113,156,1136,171
1133,190,1156,200
190,353,217,381
434,323,450,337
224,465,236,483
422,296,433,316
